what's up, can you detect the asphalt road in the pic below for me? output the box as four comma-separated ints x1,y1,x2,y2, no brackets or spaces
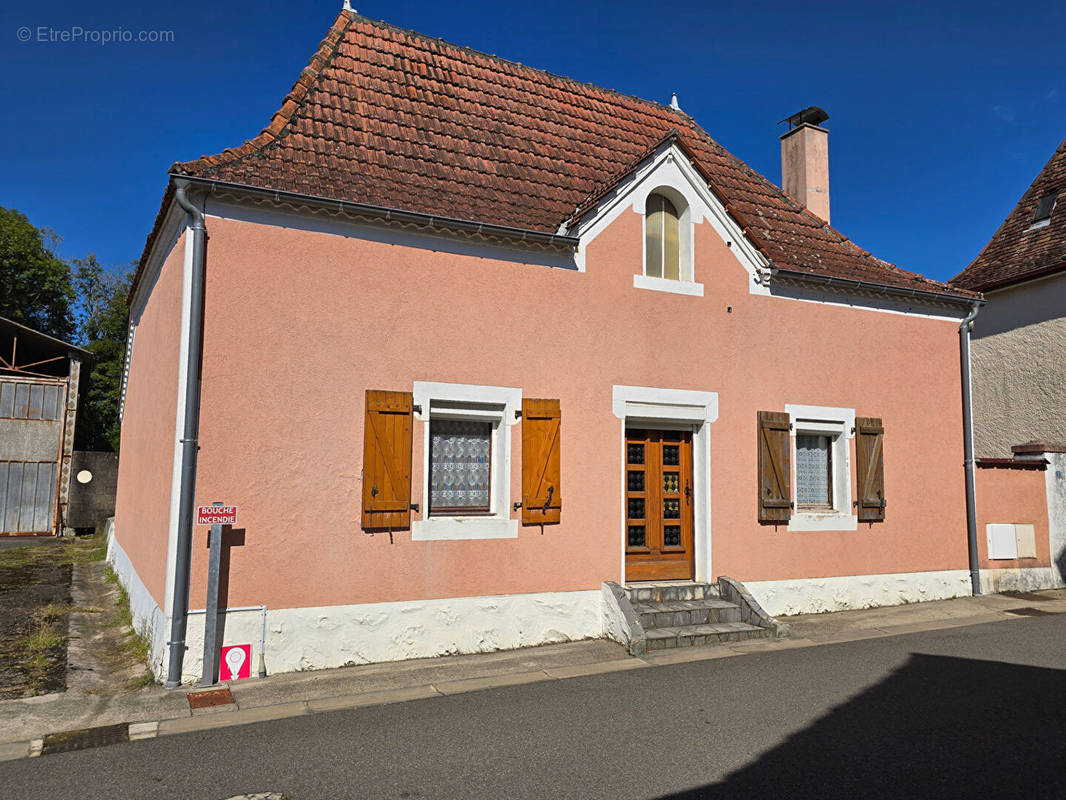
4,614,1066,800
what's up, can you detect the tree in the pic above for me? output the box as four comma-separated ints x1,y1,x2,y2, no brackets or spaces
73,255,132,452
0,207,76,340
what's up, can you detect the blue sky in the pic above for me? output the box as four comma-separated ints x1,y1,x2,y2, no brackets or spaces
2,0,1063,282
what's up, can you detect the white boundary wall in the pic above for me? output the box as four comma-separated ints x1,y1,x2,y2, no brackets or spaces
105,518,169,675
745,569,973,617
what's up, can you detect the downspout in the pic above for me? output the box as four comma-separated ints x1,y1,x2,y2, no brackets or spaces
165,179,207,688
959,301,982,597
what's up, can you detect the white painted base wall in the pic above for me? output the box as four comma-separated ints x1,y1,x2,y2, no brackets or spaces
745,569,973,617
979,567,1063,594
105,519,168,676
175,589,604,685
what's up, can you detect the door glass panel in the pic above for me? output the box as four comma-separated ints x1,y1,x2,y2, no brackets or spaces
627,442,644,465
627,471,644,492
663,472,679,493
663,526,681,547
662,445,679,466
663,499,680,519
627,498,645,519
627,525,646,547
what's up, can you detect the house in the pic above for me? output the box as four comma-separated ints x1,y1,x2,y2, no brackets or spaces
112,10,990,685
951,138,1066,589
0,316,87,536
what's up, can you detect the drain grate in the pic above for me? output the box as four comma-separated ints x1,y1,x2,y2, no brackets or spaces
42,723,129,755
187,687,235,709
1005,606,1054,617
1002,591,1055,602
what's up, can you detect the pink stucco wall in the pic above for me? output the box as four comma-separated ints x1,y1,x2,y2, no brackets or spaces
179,207,970,611
976,464,1051,568
113,234,184,607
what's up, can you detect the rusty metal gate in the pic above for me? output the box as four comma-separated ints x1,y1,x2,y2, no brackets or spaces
0,378,66,534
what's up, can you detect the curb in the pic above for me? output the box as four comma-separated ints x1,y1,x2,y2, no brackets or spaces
3,602,1060,761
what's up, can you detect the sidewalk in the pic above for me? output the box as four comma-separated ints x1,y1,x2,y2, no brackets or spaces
3,587,1064,761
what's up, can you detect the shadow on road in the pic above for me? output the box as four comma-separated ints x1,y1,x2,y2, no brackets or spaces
656,652,1066,799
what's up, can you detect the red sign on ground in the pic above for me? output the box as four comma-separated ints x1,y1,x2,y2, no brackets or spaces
196,505,238,526
220,643,251,681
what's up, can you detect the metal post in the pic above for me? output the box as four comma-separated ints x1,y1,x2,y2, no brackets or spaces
200,501,224,687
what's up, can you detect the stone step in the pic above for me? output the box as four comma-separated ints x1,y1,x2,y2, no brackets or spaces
644,621,771,651
624,582,720,603
634,598,741,629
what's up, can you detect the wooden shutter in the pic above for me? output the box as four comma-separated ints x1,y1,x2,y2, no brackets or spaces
758,411,792,523
361,390,413,530
856,416,886,522
522,398,561,525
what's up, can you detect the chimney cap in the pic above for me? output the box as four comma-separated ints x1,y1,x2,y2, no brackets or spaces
779,106,829,129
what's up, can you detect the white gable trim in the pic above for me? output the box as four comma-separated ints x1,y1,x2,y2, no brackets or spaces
567,142,770,292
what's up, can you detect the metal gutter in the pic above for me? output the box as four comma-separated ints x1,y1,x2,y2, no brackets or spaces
165,179,207,688
770,267,981,307
963,260,1066,294
171,174,581,251
959,301,982,597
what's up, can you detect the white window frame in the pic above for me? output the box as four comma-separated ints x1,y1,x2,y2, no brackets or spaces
636,186,704,297
411,381,521,541
785,404,857,532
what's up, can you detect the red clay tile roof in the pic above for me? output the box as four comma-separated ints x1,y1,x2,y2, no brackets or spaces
952,138,1066,291
164,11,973,300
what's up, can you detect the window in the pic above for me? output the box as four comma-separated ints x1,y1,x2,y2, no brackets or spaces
411,382,521,540
429,419,492,515
1028,193,1058,230
645,193,681,281
635,189,702,296
795,434,832,508
785,405,857,532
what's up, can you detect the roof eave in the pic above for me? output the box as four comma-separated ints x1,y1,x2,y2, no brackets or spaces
770,267,982,308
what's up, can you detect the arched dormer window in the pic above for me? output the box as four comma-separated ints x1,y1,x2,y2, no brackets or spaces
645,193,681,281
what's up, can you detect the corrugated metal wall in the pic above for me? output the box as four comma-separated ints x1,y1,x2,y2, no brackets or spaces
0,461,57,533
0,378,66,534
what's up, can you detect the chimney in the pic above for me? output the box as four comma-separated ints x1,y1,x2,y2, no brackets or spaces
779,107,830,224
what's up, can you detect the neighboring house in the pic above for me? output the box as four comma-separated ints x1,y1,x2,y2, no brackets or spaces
951,138,1066,589
113,10,988,684
0,316,87,536
952,138,1066,458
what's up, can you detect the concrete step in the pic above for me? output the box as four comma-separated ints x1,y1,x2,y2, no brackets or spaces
625,582,720,603
634,598,742,629
644,622,771,651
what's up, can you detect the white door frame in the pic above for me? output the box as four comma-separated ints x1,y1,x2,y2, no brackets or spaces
612,386,718,584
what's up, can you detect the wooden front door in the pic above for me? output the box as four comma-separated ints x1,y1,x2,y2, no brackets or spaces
624,429,695,581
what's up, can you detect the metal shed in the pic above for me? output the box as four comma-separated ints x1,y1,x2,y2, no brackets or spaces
0,317,88,536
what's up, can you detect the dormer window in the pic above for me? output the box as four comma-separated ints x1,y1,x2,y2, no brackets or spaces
633,185,702,296
645,193,681,280
1028,193,1057,230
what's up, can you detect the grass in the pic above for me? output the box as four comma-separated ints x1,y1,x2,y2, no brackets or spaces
0,529,154,696
101,565,154,688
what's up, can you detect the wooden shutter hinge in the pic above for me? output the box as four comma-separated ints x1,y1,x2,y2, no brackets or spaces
513,501,523,511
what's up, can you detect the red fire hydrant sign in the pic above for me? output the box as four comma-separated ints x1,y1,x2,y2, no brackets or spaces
220,643,252,681
196,505,238,526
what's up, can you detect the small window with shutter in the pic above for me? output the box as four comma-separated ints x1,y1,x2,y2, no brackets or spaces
781,405,860,531
410,382,523,541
